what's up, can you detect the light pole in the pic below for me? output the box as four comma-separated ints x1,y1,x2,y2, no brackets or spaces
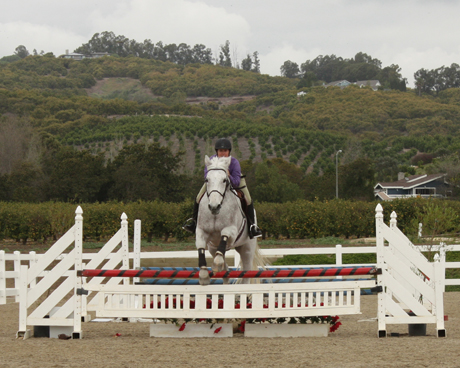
335,150,342,198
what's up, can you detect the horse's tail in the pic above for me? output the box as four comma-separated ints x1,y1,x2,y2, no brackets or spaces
252,243,269,271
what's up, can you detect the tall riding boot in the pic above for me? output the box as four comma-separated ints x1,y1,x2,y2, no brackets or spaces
183,201,199,233
246,202,262,239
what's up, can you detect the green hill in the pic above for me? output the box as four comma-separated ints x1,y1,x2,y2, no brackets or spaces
1,54,460,202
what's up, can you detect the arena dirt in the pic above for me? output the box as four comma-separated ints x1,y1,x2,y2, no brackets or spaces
1,293,459,368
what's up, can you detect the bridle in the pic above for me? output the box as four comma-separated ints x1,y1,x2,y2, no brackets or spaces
205,168,230,207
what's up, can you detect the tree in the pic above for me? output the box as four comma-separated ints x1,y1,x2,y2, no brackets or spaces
301,172,336,200
296,71,318,88
192,44,213,64
252,51,260,73
14,45,29,59
251,160,303,202
40,146,107,202
280,60,300,78
4,161,43,201
378,64,407,91
300,54,343,82
414,68,434,95
339,158,375,200
107,143,186,202
219,40,232,67
0,55,21,63
241,54,253,71
374,156,399,182
0,117,38,174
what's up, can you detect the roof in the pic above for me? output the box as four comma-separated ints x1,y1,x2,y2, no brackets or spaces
375,191,392,201
354,80,381,90
374,174,446,190
324,80,351,88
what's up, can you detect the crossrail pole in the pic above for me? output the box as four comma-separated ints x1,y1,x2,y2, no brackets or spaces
80,266,380,279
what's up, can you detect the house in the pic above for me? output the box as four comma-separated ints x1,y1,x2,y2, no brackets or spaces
324,80,352,88
89,52,111,58
297,91,307,97
58,50,111,60
323,80,381,91
354,80,381,91
374,173,449,201
59,51,85,60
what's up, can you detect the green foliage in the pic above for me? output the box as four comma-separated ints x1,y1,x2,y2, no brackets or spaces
407,200,460,239
273,254,335,266
273,252,376,266
0,198,459,244
106,143,187,202
3,53,460,206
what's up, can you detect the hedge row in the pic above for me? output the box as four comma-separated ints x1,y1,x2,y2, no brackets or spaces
0,198,459,244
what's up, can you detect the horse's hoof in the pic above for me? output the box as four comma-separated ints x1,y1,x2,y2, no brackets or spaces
212,262,225,273
199,269,210,286
212,254,225,272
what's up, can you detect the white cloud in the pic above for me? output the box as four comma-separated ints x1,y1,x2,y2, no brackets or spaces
88,0,252,56
261,45,324,76
0,22,85,57
1,0,460,88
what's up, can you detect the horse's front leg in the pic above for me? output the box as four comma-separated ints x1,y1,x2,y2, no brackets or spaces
212,235,228,273
196,230,210,286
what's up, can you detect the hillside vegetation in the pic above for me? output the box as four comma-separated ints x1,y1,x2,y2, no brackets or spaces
1,54,460,203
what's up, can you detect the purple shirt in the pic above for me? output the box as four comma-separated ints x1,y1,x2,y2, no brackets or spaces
204,155,241,188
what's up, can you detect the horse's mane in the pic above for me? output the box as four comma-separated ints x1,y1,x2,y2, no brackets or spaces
206,155,231,171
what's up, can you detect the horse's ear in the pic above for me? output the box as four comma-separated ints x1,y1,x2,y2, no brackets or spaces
205,155,211,167
222,156,231,168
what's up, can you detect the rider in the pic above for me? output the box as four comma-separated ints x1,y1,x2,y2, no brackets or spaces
183,138,262,239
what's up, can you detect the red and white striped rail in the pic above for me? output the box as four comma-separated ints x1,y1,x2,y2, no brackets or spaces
79,266,380,279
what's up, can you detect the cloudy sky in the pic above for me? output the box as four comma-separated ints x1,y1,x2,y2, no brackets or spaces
1,0,460,86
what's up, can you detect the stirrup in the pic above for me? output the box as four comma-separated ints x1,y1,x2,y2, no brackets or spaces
250,224,262,238
182,218,196,233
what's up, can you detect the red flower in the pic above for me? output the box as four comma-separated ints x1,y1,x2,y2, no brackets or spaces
330,321,342,333
239,320,246,333
214,327,222,334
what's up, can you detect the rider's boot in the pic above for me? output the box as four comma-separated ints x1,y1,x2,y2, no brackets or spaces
246,202,262,239
183,201,199,233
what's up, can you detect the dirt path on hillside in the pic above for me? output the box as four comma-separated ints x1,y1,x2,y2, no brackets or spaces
1,292,459,368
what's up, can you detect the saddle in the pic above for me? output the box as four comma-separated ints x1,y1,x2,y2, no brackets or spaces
233,188,248,215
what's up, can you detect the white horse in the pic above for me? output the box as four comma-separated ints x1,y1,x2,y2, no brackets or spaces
196,155,262,285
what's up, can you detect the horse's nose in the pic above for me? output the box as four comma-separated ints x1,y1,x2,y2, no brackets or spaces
208,203,221,214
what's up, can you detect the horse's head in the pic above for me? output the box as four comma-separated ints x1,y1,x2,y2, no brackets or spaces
205,155,231,215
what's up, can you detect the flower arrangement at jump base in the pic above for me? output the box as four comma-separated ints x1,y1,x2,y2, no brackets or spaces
145,297,342,334
238,315,341,333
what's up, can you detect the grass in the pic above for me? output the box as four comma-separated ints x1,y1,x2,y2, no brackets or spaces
83,239,196,251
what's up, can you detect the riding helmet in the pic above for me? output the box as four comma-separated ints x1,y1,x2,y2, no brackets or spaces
215,138,232,152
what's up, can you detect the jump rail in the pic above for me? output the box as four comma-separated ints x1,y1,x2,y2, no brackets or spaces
79,266,380,279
